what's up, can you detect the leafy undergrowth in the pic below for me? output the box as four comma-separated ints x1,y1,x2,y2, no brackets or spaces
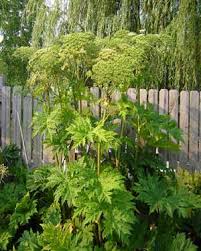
1,132,201,250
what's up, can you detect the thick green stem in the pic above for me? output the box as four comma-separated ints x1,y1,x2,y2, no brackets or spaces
97,221,102,246
97,143,101,176
55,153,60,167
135,115,140,166
116,118,125,168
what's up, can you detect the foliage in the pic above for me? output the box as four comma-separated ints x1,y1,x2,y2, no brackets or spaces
17,230,41,251
9,192,37,231
0,0,32,85
2,144,21,168
134,174,201,218
0,164,8,183
2,31,201,251
20,0,201,89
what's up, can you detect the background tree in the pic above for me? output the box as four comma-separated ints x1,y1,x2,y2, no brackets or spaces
0,0,32,85
21,0,201,90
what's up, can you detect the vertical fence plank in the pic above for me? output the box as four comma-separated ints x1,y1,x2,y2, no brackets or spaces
12,87,22,148
1,86,11,148
3,86,201,170
189,91,199,171
90,87,100,117
159,89,169,161
32,100,42,167
159,89,169,114
127,88,136,102
140,89,147,106
22,94,32,165
169,90,179,167
199,92,201,169
0,76,5,86
127,88,137,139
179,91,190,169
112,90,121,102
148,89,158,111
43,140,54,163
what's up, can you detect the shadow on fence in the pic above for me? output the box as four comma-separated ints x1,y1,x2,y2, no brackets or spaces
0,84,201,171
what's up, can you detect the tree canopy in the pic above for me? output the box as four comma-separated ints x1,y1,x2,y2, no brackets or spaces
1,0,201,89
0,0,32,85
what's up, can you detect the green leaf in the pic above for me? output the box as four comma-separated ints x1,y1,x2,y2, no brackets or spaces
9,192,37,231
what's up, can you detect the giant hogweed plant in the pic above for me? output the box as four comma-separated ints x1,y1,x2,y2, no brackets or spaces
1,32,201,250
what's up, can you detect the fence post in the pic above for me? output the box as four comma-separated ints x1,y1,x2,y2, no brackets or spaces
159,89,169,161
189,91,199,171
179,91,190,170
32,99,43,167
169,90,179,168
12,86,22,148
1,86,11,148
0,75,5,87
22,94,33,165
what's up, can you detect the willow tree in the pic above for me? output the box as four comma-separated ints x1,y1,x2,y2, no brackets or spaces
24,0,141,46
168,0,201,89
0,0,32,85
67,0,141,36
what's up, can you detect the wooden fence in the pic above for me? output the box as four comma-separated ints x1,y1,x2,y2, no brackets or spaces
0,83,201,171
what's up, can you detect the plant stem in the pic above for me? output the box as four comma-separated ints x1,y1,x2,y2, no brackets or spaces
97,221,102,246
116,118,125,168
135,115,140,166
97,143,101,175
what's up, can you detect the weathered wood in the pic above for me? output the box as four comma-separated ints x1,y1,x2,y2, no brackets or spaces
189,91,199,171
148,89,158,111
179,91,190,169
127,88,137,139
22,94,32,164
12,87,22,148
79,100,88,113
199,92,201,169
140,89,147,106
111,90,121,102
32,99,42,167
2,87,201,170
90,87,100,117
43,141,54,164
169,90,179,167
159,89,169,161
159,89,169,115
0,75,5,86
127,88,136,102
1,87,11,148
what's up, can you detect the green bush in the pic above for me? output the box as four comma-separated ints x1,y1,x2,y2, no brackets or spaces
1,32,201,250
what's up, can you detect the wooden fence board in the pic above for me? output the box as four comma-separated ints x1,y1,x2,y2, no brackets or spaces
22,94,32,164
159,89,169,114
148,89,158,111
169,90,179,167
112,90,121,102
189,91,199,171
43,138,54,164
32,100,43,167
1,87,11,148
12,87,22,148
90,87,100,117
159,89,169,161
179,91,190,169
140,89,147,106
2,86,201,171
127,88,136,102
199,92,201,169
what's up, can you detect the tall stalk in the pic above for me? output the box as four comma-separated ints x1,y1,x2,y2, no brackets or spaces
97,143,101,176
116,117,125,168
